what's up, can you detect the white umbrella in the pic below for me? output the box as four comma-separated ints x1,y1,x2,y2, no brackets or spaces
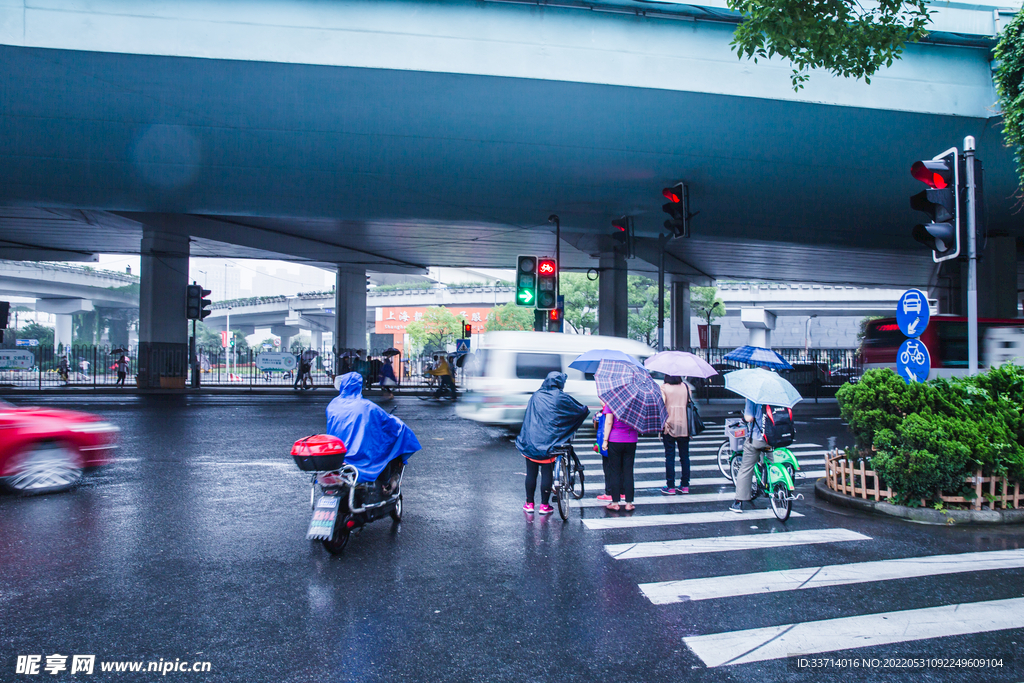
724,368,803,408
644,351,718,378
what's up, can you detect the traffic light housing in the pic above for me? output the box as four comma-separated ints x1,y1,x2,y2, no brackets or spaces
463,322,472,338
662,183,689,238
910,150,960,262
0,301,8,329
536,258,557,310
186,284,213,320
516,255,538,307
548,301,564,333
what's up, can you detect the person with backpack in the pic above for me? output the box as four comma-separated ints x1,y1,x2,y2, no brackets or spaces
729,398,769,514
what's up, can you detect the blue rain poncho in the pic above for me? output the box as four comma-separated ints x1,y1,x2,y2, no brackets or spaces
515,372,590,460
326,373,422,482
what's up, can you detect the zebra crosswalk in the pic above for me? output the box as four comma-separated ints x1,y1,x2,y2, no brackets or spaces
570,422,1024,669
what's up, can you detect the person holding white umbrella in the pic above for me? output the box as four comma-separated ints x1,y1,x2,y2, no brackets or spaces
723,368,802,514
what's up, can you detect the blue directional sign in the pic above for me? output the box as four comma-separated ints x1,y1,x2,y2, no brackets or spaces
896,288,930,338
896,338,931,384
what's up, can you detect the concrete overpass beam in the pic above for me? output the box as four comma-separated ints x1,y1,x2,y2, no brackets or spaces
598,253,628,338
335,266,367,355
35,298,94,315
670,280,691,350
137,230,189,388
740,307,777,348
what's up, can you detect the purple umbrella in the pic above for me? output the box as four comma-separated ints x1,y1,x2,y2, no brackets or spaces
595,359,667,434
644,351,718,378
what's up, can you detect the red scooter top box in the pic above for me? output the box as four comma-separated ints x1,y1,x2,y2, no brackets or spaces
291,434,347,472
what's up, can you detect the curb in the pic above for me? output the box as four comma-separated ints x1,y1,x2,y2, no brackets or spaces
814,478,1024,525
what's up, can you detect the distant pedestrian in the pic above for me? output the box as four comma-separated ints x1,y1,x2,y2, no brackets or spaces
115,355,129,387
379,358,398,400
602,404,638,511
660,375,692,495
427,355,457,401
58,356,69,384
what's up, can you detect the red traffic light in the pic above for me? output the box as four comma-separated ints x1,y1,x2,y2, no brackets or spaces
662,186,682,203
911,160,952,189
538,259,556,275
549,308,561,321
611,217,628,232
463,322,472,337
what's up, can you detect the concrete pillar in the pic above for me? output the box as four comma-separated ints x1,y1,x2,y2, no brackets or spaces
137,230,190,388
741,307,776,348
272,325,301,353
55,314,73,351
598,252,628,338
670,281,691,350
335,266,367,354
311,330,322,351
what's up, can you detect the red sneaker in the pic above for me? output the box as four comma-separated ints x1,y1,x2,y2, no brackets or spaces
596,494,612,501
538,504,554,515
523,502,535,513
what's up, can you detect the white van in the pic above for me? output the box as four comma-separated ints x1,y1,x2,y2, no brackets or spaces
455,331,655,426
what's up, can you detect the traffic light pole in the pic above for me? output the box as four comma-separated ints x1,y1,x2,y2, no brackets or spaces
964,136,979,375
657,234,668,351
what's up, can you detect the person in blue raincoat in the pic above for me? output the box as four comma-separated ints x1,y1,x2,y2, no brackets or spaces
515,372,589,515
327,372,421,489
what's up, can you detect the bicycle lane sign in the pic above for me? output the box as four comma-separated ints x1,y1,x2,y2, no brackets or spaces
897,338,930,383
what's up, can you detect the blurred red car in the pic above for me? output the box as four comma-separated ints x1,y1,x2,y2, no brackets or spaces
0,399,119,494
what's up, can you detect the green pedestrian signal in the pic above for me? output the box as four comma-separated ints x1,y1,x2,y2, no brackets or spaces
516,255,538,307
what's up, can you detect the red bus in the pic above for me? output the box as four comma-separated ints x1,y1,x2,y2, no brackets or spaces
862,315,1024,378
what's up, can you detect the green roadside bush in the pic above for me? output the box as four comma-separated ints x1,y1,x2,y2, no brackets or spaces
836,366,1024,505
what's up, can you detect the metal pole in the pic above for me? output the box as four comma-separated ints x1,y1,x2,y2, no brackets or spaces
657,235,667,352
965,136,979,375
226,308,231,378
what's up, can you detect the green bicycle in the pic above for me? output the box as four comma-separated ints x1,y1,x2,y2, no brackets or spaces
729,442,802,521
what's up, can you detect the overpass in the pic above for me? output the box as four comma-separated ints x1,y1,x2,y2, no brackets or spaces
0,261,139,349
0,0,1019,384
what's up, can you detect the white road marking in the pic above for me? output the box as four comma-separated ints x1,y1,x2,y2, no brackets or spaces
583,509,802,530
683,597,1024,668
640,549,1024,604
576,492,735,507
604,528,869,560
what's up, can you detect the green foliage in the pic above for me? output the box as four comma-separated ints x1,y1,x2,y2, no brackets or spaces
995,11,1024,192
838,366,1024,502
486,302,535,332
17,322,54,349
728,0,931,89
691,286,725,325
560,273,599,335
627,275,668,346
405,307,466,355
371,281,435,293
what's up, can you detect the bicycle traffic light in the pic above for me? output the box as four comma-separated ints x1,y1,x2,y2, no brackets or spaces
910,149,959,262
186,284,213,320
516,255,538,307
536,258,557,310
662,183,688,238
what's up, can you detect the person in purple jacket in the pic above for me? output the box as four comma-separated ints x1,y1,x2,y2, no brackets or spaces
601,403,638,511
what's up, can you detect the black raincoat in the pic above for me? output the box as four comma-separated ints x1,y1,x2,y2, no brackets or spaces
515,372,590,460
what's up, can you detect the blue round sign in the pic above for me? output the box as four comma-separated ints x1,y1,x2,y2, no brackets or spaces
896,338,931,384
896,288,929,338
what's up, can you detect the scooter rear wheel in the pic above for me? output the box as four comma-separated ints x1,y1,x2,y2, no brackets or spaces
322,518,351,554
390,494,403,523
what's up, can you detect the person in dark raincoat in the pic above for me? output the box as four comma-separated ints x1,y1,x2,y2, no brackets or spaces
327,372,421,490
515,372,589,515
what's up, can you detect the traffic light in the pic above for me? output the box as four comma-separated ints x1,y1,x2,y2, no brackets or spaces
516,255,538,307
662,183,688,238
910,150,960,262
463,322,471,338
536,258,557,310
548,301,564,333
186,284,213,320
0,301,8,329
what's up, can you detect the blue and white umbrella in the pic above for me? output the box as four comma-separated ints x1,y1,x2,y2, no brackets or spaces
723,345,794,370
569,349,644,375
724,368,803,408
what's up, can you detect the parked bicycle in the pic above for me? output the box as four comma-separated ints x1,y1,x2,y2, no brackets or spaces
550,442,585,521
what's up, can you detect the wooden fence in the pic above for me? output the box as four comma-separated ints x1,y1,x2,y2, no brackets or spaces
825,451,1022,510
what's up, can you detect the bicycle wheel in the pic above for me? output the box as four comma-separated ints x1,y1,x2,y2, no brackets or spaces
570,452,585,499
770,482,792,521
729,453,743,484
718,441,733,480
556,458,571,521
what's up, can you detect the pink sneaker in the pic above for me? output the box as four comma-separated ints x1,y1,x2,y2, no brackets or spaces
679,487,689,494
597,494,612,501
538,504,554,515
523,502,535,513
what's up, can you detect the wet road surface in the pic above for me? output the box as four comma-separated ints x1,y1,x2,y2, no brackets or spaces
1,394,1022,682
